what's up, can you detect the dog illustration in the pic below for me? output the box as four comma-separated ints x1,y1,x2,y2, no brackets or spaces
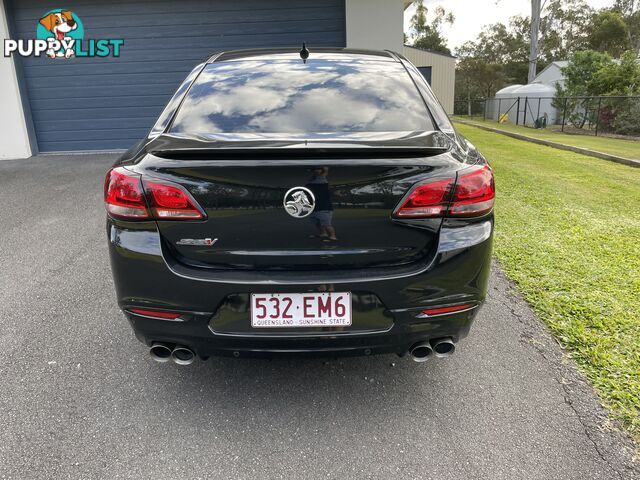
39,11,77,58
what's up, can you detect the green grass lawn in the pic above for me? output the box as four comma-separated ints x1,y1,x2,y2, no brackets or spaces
455,123,640,442
453,116,640,161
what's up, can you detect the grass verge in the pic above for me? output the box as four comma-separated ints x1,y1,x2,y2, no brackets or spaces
456,123,640,442
453,116,640,161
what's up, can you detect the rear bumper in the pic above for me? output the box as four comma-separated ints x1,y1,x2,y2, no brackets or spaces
107,218,493,358
125,308,480,358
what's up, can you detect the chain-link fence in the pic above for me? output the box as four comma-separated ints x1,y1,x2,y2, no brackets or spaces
454,99,486,117
456,96,640,138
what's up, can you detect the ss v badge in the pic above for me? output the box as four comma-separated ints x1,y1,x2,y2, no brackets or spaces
176,238,218,246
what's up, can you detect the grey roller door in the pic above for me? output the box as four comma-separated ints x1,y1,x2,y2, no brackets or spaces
8,0,346,151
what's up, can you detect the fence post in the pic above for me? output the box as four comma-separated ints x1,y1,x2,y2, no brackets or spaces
498,98,502,123
536,98,541,125
561,97,568,132
523,97,528,126
594,97,603,136
516,97,520,125
483,99,487,121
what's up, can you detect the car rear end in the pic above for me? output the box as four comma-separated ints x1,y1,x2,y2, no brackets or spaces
105,49,494,363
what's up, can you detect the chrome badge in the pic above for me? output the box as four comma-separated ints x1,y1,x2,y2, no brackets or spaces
176,238,218,246
283,187,315,218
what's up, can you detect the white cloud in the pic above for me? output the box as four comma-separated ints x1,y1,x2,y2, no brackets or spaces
173,60,430,135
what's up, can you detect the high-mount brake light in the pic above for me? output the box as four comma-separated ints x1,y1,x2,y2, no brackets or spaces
144,180,205,220
394,164,495,219
104,167,150,220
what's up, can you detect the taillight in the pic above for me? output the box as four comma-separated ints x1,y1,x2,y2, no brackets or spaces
449,165,495,217
104,167,150,219
144,180,205,220
393,164,494,219
104,167,205,221
393,178,454,218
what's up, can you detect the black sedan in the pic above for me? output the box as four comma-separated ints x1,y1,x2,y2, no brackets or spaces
104,47,494,365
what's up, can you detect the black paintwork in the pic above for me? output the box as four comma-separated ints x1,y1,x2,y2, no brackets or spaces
106,48,493,358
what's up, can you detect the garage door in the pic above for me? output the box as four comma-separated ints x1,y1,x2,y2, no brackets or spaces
8,0,346,152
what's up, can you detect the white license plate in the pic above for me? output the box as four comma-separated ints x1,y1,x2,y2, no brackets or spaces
251,292,352,328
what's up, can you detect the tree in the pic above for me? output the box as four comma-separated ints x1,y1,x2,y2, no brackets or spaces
456,18,530,85
556,49,615,98
538,0,594,62
589,50,640,95
456,57,506,112
613,1,640,54
626,10,640,53
587,11,632,57
613,0,638,16
408,1,454,55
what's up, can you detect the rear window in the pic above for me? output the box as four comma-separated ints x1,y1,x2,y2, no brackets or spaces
169,58,434,135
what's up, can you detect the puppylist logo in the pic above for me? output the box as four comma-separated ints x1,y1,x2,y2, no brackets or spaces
4,9,124,59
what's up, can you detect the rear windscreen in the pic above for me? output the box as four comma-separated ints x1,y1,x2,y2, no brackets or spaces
169,58,434,135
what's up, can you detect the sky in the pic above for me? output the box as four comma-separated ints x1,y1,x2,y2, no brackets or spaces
404,0,616,53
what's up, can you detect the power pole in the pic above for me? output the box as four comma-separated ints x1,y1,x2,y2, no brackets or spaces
528,0,541,83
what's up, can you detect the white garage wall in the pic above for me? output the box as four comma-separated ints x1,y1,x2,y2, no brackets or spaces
345,0,404,51
0,0,32,160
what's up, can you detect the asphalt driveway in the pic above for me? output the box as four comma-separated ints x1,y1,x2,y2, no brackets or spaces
0,154,637,479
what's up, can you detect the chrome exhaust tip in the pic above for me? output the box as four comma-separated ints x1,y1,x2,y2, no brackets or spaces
431,337,455,358
149,342,173,363
409,341,434,363
171,345,195,366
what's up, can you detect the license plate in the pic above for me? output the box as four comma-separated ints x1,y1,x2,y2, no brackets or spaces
251,292,352,328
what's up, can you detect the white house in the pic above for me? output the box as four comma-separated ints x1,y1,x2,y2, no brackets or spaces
532,60,569,88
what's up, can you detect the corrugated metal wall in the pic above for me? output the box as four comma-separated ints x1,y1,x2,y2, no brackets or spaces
8,0,346,152
402,46,455,114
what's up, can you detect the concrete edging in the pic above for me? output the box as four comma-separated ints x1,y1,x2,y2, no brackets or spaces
454,119,640,168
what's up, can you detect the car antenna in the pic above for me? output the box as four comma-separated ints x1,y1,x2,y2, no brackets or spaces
300,42,309,63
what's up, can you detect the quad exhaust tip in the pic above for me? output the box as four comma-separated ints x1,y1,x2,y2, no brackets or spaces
171,345,196,366
409,341,433,362
149,343,195,365
409,337,456,362
149,342,173,363
431,337,455,358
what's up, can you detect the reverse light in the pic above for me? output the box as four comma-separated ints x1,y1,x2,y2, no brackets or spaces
104,167,150,219
129,308,181,320
144,180,205,220
393,164,495,219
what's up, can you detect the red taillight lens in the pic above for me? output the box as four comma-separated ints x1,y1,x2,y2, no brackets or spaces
144,180,205,220
129,308,181,320
393,164,495,219
104,168,205,221
449,165,495,217
104,167,150,219
394,178,454,218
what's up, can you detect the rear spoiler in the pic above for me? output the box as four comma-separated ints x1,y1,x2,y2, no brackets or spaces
147,131,454,160
150,146,450,160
